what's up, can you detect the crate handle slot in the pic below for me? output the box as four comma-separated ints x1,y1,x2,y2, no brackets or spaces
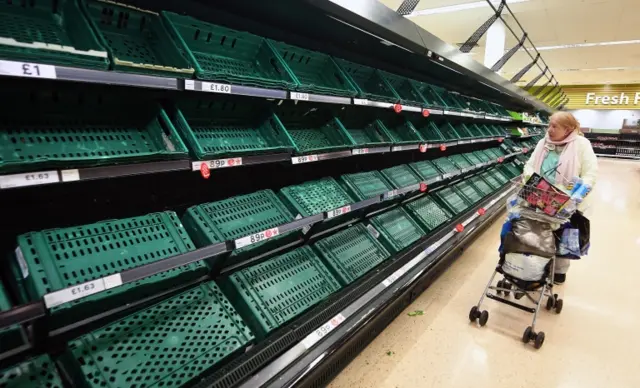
269,58,282,75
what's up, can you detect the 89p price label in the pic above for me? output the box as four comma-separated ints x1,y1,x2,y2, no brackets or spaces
210,157,242,169
326,205,351,219
291,155,319,164
234,227,280,249
302,313,346,349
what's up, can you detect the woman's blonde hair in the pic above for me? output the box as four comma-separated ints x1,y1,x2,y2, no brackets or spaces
550,111,582,135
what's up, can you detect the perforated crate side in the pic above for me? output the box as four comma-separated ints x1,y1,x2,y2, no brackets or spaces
0,355,64,388
313,224,391,286
379,71,426,106
462,151,482,166
411,120,445,143
409,80,447,109
380,164,422,189
449,154,473,169
433,187,472,215
377,116,424,145
473,150,492,163
60,281,254,388
404,195,452,232
409,160,441,182
479,171,502,190
340,171,394,202
222,246,341,337
337,112,393,148
368,208,425,253
453,181,484,204
468,175,494,196
432,157,460,175
279,178,353,217
333,58,400,102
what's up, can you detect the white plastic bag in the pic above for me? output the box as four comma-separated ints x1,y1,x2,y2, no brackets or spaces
502,253,551,281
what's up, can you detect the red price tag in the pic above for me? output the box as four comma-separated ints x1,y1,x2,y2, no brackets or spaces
420,182,428,192
523,147,529,153
419,144,428,153
498,137,504,143
422,109,430,118
393,104,403,113
498,157,504,163
440,144,447,152
455,224,464,233
200,163,211,179
478,208,486,216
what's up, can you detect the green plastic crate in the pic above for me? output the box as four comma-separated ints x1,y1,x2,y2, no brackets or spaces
280,177,353,217
488,124,505,137
453,180,484,204
0,283,24,352
182,190,296,262
434,88,465,111
480,149,499,161
82,1,193,77
380,164,422,189
410,81,447,109
409,160,442,182
449,154,473,170
0,88,189,173
436,122,462,142
379,71,426,106
452,123,474,140
432,157,460,176
11,212,205,315
368,208,425,253
433,187,472,215
0,0,109,70
268,40,357,97
404,195,452,232
409,119,445,143
473,150,492,163
486,147,507,158
222,246,341,337
340,171,394,201
336,110,393,148
499,162,522,179
479,171,502,190
61,281,254,388
334,58,400,103
172,96,294,160
314,224,391,286
487,167,510,185
276,106,355,155
0,355,64,388
378,114,424,145
472,124,494,138
162,12,296,89
465,123,489,138
463,151,483,166
468,175,494,196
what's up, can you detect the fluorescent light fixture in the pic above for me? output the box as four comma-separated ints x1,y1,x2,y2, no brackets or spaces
534,39,640,51
405,0,529,17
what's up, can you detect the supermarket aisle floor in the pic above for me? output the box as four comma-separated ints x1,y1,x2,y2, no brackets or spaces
329,159,640,388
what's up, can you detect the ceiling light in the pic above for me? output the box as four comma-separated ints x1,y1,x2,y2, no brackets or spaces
405,0,530,17
534,39,640,51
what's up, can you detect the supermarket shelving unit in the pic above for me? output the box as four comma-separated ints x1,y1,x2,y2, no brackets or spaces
0,0,553,387
585,132,640,159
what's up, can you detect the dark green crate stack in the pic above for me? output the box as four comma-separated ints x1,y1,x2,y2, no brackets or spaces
464,123,488,138
162,12,296,89
473,149,492,164
463,151,483,167
11,212,205,314
479,170,503,190
453,181,484,204
404,195,452,232
449,154,473,171
182,190,297,262
336,110,393,148
334,58,400,103
0,355,64,388
410,81,447,109
340,171,394,201
222,246,341,337
377,114,424,146
434,88,466,111
485,124,505,137
468,175,494,196
368,208,424,253
379,71,425,106
432,157,460,176
0,88,188,173
275,106,355,155
433,187,472,215
0,0,109,69
0,283,23,352
499,162,522,179
82,1,193,77
409,160,442,183
279,178,353,217
487,167,510,185
61,281,254,387
269,40,357,97
485,147,507,158
472,123,494,138
452,123,474,140
408,120,445,143
172,96,294,160
436,122,462,142
380,164,422,189
314,224,390,286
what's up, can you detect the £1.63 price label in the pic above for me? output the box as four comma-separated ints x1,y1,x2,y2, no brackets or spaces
291,154,319,164
0,170,59,189
234,227,280,249
326,205,351,219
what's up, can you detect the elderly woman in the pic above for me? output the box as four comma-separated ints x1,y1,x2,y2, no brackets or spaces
523,111,598,284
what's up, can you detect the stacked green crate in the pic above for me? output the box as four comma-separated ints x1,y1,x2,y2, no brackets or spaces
431,86,465,111
480,149,500,162
381,164,422,189
499,162,523,179
182,190,297,263
463,151,483,167
341,171,394,201
409,160,442,183
465,123,491,138
378,114,424,146
268,40,358,97
379,71,426,106
479,170,503,190
487,124,505,137
468,175,494,196
0,283,23,352
368,208,425,253
453,180,484,204
337,110,393,148
0,86,188,173
314,224,391,286
61,281,254,387
11,212,206,316
487,167,510,185
408,119,446,143
432,157,461,177
436,122,462,142
473,150,493,164
0,0,109,69
404,195,452,233
173,96,295,160
449,154,473,171
222,246,341,337
0,355,64,388
280,178,353,217
276,106,355,155
452,123,474,140
162,12,297,89
433,186,473,215
82,1,193,77
334,58,400,103
486,147,507,158
410,81,447,109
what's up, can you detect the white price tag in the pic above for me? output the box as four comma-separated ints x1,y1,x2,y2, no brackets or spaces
442,173,453,179
353,98,369,106
0,60,56,79
15,247,28,278
386,189,399,198
366,224,380,238
184,80,195,90
0,170,59,189
291,92,310,101
352,148,369,155
291,155,319,164
201,82,232,94
235,227,280,249
302,313,346,349
61,169,80,182
326,205,351,219
44,279,104,308
210,157,243,169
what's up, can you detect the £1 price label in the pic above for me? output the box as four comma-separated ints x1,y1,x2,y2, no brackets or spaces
291,154,319,164
0,60,57,79
326,205,351,219
210,157,243,169
234,227,280,249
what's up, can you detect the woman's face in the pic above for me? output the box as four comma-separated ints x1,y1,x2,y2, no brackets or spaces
547,117,572,141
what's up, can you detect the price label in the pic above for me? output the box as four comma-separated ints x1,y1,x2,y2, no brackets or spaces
0,170,59,189
201,82,232,94
302,313,346,349
291,92,310,101
291,155,319,164
234,227,280,249
15,247,28,278
392,145,415,152
442,173,453,179
61,169,80,182
385,189,399,199
353,98,369,105
352,148,369,155
184,80,195,90
366,224,380,239
326,205,351,219
0,60,57,79
43,274,122,309
210,157,243,169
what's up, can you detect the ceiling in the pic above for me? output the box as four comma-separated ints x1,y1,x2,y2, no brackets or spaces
379,0,640,86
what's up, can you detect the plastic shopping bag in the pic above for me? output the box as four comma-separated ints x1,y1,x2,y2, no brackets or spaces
558,228,581,257
502,253,551,282
502,218,556,258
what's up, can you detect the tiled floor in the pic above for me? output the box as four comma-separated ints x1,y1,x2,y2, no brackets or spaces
329,158,640,388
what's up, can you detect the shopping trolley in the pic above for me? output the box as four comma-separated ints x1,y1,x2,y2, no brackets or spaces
468,172,579,349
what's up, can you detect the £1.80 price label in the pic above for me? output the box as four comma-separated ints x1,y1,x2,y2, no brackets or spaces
291,154,319,164
202,82,232,94
291,92,310,101
234,227,280,249
326,205,351,219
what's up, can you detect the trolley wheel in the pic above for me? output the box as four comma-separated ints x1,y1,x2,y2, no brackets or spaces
534,331,545,349
469,306,479,322
496,280,503,295
522,326,533,343
503,281,511,297
479,310,489,326
555,299,564,314
546,296,555,310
